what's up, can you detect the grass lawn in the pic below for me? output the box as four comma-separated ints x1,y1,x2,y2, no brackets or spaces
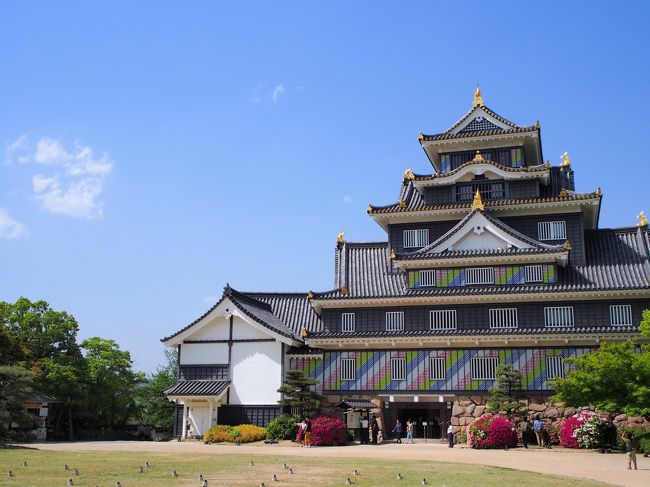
0,447,606,487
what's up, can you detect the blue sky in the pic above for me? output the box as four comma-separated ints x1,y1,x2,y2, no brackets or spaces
1,1,649,372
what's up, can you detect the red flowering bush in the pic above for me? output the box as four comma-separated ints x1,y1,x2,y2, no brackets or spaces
468,414,517,449
559,415,583,448
559,411,616,449
308,416,347,446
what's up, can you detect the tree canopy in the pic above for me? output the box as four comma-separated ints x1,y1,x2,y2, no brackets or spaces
487,364,526,420
0,297,173,441
277,370,324,417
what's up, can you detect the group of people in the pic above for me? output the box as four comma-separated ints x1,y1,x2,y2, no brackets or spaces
516,415,553,449
296,416,313,447
390,418,416,444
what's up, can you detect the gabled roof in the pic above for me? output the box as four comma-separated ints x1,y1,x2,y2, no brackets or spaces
396,208,565,262
312,227,650,301
161,285,322,343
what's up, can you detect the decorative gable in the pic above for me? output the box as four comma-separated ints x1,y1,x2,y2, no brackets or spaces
459,116,501,133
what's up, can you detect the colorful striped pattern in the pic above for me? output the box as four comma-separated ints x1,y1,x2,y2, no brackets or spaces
291,348,595,392
409,264,557,289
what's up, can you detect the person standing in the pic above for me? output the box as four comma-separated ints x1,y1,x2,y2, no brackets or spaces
406,419,414,444
622,431,638,470
371,415,379,445
518,417,530,449
392,419,403,443
447,423,454,448
303,416,313,448
360,416,369,444
533,416,545,448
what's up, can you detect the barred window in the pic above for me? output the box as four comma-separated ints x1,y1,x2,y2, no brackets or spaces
546,356,565,379
525,265,544,283
538,221,566,240
391,358,407,381
489,308,518,329
386,311,404,331
420,270,436,287
544,306,574,327
341,358,356,381
403,229,429,248
470,357,499,380
429,357,446,380
430,310,457,330
341,313,355,332
465,267,495,285
610,305,633,326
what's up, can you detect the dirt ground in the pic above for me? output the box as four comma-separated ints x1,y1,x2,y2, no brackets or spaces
17,440,650,487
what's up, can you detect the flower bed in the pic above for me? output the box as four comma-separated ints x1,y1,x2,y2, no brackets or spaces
204,424,267,444
559,411,616,449
467,414,517,449
295,416,347,446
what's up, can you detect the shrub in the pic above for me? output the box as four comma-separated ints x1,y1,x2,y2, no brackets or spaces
468,414,517,449
204,424,266,444
308,416,347,446
266,414,300,441
546,421,560,445
559,411,616,449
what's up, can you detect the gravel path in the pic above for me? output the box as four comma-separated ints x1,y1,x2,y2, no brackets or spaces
19,440,650,487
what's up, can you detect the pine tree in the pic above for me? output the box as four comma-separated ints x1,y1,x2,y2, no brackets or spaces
277,370,325,417
487,364,526,420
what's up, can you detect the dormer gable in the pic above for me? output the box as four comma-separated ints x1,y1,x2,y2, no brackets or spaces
393,204,569,269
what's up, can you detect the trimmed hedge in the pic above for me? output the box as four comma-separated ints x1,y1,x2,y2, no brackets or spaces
204,424,267,444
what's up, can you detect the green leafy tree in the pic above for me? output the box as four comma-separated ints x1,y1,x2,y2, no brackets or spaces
0,298,85,440
552,341,650,416
0,365,40,442
277,370,325,417
487,364,526,420
0,325,29,365
80,337,146,433
137,348,178,429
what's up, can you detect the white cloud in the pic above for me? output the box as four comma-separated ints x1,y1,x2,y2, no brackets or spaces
342,195,353,203
34,137,72,165
32,175,105,219
271,84,285,103
0,209,26,239
4,135,29,166
203,295,218,304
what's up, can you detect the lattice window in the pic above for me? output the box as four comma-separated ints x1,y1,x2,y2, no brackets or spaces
391,358,407,381
471,357,499,380
610,305,633,326
489,308,518,329
341,358,356,381
429,310,457,330
420,270,436,287
525,265,544,283
385,312,404,331
403,229,429,248
429,357,446,380
544,306,574,327
546,357,565,379
460,117,501,133
341,313,355,333
465,267,495,285
179,365,229,381
538,221,566,240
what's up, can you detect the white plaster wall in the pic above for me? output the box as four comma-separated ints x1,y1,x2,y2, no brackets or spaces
186,315,230,340
180,343,229,365
232,316,274,340
229,341,282,405
454,231,508,250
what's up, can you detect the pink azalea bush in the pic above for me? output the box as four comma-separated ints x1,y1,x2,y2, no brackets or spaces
296,416,347,446
468,414,517,449
559,411,616,449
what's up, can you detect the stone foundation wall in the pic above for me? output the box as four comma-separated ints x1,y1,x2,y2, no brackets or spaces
449,395,650,435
